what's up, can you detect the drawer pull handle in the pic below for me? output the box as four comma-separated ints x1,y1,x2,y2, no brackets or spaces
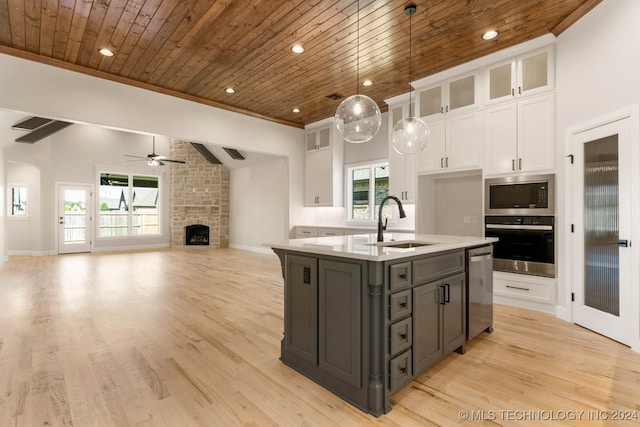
398,273,407,280
506,285,530,291
399,333,407,340
399,366,407,374
399,301,407,308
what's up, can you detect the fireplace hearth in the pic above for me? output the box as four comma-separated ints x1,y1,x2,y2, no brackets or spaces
185,224,210,246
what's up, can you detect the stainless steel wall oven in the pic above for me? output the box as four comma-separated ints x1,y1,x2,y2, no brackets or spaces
484,215,555,277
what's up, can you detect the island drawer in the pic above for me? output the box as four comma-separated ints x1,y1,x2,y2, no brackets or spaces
389,262,412,291
413,251,465,285
390,317,412,356
389,349,412,393
389,290,412,322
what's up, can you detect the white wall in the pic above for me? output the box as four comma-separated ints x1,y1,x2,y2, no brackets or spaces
0,145,6,266
230,157,289,252
6,162,42,254
0,53,304,254
5,125,173,253
556,0,640,317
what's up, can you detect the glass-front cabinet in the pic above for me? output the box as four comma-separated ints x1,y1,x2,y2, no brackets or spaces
485,47,554,105
418,72,477,119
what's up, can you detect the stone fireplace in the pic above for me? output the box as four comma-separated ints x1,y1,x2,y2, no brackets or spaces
185,224,210,245
169,141,229,247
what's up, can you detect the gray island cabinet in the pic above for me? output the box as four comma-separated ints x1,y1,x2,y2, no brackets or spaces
269,233,496,416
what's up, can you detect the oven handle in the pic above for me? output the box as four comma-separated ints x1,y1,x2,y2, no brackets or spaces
485,224,553,231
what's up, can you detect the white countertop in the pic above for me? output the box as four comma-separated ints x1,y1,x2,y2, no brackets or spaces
266,233,497,262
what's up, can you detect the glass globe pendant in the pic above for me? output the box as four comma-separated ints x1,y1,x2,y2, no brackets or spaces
392,116,429,155
335,94,382,143
392,4,429,155
334,0,381,144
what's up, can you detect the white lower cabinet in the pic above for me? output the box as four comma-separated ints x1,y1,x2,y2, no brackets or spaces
493,271,557,312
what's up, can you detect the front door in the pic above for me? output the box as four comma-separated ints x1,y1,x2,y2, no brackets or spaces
571,117,632,345
58,184,92,254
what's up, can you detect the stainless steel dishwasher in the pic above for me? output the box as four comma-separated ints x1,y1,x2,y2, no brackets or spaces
467,246,494,340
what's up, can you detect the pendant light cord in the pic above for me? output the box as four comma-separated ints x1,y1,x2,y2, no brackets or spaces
356,0,360,95
408,5,414,116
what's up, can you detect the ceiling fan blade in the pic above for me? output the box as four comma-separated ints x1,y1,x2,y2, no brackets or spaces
161,159,186,164
124,154,146,159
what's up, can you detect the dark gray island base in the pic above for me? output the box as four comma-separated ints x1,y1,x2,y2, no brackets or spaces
270,234,495,416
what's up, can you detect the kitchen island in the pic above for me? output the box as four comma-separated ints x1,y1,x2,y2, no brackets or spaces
268,233,497,416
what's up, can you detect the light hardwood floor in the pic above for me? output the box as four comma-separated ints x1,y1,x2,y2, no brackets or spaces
0,248,639,426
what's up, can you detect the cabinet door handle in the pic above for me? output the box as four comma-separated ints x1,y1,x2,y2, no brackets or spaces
444,283,450,303
439,285,446,305
445,105,449,113
441,158,444,168
518,86,522,95
512,159,515,171
440,106,444,114
506,284,530,291
511,88,515,96
518,158,522,170
445,157,449,168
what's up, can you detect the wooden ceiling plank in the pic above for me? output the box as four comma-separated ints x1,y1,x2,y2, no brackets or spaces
155,0,292,90
123,0,204,80
51,0,76,60
189,0,354,101
173,0,311,94
74,0,110,66
87,0,134,70
144,0,235,84
0,1,11,45
7,0,26,49
106,0,158,75
97,0,146,72
63,0,91,62
24,0,42,53
117,0,185,77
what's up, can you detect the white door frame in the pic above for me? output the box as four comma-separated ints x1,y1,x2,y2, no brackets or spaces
565,104,640,352
56,182,94,254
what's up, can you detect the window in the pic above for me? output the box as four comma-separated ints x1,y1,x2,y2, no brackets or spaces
347,162,390,221
9,185,27,217
98,172,160,237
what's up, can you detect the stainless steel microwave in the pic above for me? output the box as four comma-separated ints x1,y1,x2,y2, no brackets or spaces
485,174,555,215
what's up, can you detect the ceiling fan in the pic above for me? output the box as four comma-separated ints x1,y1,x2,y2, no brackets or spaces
125,136,185,166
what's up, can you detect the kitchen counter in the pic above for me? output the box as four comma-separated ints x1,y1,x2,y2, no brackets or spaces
268,232,496,261
268,233,496,416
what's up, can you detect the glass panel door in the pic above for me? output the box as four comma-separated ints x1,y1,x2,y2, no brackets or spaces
572,117,632,346
58,184,92,254
584,135,619,315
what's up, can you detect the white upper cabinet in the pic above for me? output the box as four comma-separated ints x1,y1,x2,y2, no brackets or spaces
304,121,344,206
418,111,482,172
387,98,417,202
485,47,554,105
418,72,479,119
484,94,555,176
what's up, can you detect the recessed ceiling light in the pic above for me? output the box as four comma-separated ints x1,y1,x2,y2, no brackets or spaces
482,30,499,40
99,48,114,57
362,80,373,87
291,45,304,54
292,107,301,113
225,87,236,94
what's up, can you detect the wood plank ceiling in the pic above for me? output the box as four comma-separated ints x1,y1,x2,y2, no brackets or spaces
0,0,602,128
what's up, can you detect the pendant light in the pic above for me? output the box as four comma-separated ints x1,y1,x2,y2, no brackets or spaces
392,4,429,155
335,0,382,144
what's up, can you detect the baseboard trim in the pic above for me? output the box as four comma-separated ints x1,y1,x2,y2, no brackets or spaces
8,250,56,256
92,243,170,253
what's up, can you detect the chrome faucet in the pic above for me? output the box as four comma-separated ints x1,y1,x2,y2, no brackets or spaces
377,195,406,242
